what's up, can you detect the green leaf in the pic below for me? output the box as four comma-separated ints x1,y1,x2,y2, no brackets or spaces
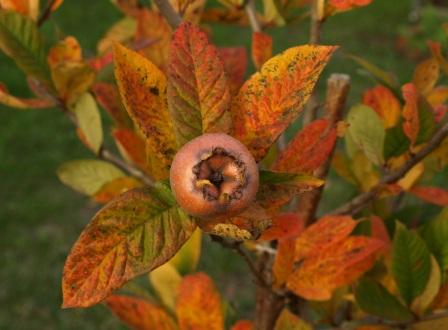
392,223,431,305
384,123,410,159
0,10,51,84
411,255,441,315
70,93,103,154
355,278,413,322
57,159,125,196
421,208,448,274
415,97,436,145
62,186,197,308
169,228,202,275
259,170,324,189
346,104,385,165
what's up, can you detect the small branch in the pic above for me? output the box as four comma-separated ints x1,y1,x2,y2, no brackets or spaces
153,0,183,29
331,120,448,215
38,0,57,27
244,0,262,32
296,74,351,225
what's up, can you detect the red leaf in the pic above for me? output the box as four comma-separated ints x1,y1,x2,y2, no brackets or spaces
410,186,448,206
231,320,253,330
259,213,305,241
176,273,224,330
402,83,420,145
252,32,272,70
362,85,401,128
168,22,232,146
91,82,131,128
219,47,247,94
330,0,373,10
370,215,391,254
273,119,337,174
113,128,147,170
106,295,177,330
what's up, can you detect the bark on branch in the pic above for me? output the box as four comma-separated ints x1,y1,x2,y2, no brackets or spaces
153,0,183,29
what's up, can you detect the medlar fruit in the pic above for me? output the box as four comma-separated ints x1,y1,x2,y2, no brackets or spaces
170,133,259,219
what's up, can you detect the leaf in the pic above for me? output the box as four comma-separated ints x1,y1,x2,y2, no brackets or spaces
93,176,143,204
57,160,125,196
232,45,336,160
167,22,232,146
114,43,177,180
274,119,337,174
62,187,196,308
97,16,136,54
370,216,392,254
252,31,272,70
274,308,312,330
412,58,440,96
169,227,202,275
106,295,177,330
402,83,420,145
47,36,81,67
0,0,40,20
219,47,247,94
148,262,182,311
392,224,431,305
294,215,357,262
273,238,296,287
384,124,410,159
346,104,385,165
362,85,401,128
113,128,147,171
231,320,253,330
70,93,103,154
411,315,448,330
355,278,413,322
348,54,399,90
259,170,324,190
411,255,441,315
0,83,54,109
0,10,51,84
176,272,224,330
287,236,383,300
136,9,171,69
410,186,448,206
91,82,131,128
259,213,305,241
330,0,373,10
421,208,448,273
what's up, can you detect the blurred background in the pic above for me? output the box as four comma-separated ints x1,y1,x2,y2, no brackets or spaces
0,0,447,328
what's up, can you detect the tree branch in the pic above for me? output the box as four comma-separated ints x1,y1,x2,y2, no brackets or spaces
153,0,183,29
331,120,448,215
244,0,262,32
38,0,57,27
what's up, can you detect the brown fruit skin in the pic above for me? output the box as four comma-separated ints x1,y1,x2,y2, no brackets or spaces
170,133,259,219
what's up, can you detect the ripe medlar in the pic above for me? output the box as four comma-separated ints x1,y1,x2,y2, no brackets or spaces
170,133,259,219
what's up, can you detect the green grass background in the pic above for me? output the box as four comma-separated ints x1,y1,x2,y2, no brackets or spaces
0,0,443,328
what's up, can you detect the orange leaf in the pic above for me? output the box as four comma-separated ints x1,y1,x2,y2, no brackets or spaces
219,47,247,94
176,273,224,330
362,85,401,128
106,295,177,330
412,58,440,96
231,320,254,330
329,0,372,10
113,128,147,171
273,238,296,287
93,177,143,204
232,45,336,160
114,43,177,180
427,86,448,107
47,36,82,68
295,215,357,262
0,0,39,20
136,9,172,70
287,236,383,300
91,82,131,128
409,186,448,206
274,308,311,330
252,32,272,70
273,119,337,174
62,188,196,308
259,213,305,241
402,83,420,145
167,22,232,146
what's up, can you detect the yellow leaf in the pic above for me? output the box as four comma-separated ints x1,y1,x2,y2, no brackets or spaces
412,315,448,330
351,152,380,192
274,308,312,330
169,228,202,275
397,162,424,191
412,58,440,96
148,262,182,312
0,0,39,20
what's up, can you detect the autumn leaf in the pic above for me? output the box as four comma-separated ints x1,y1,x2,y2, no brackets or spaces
219,47,247,94
370,216,391,254
259,213,305,241
273,238,296,287
362,85,401,128
329,0,373,11
0,82,54,109
106,295,177,330
411,255,441,315
287,236,383,300
232,45,336,160
176,272,224,330
97,16,137,55
274,119,337,174
169,228,202,275
412,58,440,96
148,262,182,311
93,176,143,204
62,186,196,308
114,43,177,180
167,22,232,147
252,31,273,70
113,128,147,171
231,320,254,330
420,208,448,273
47,36,81,66
0,0,40,20
274,308,312,330
294,215,357,262
409,186,448,206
